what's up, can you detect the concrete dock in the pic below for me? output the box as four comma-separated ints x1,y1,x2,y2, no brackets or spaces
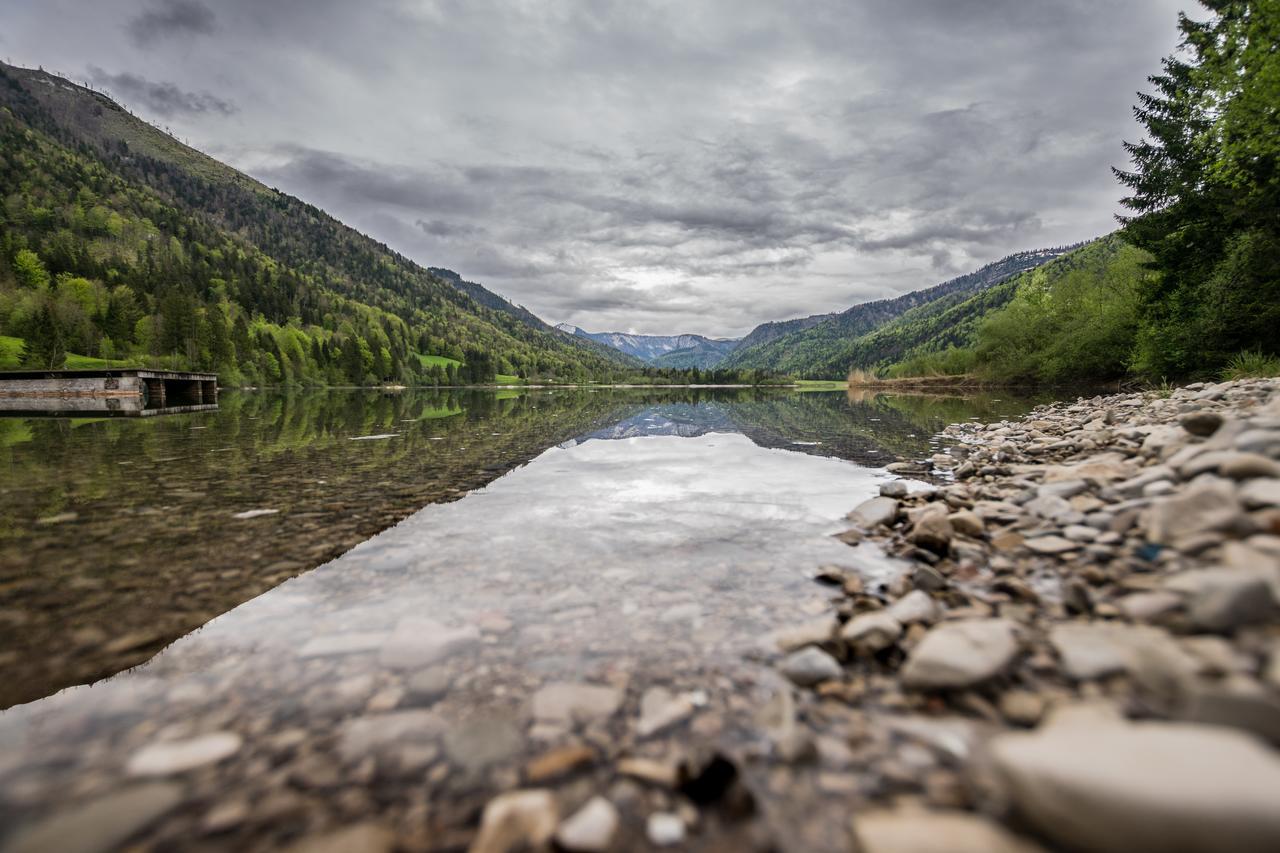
0,369,218,414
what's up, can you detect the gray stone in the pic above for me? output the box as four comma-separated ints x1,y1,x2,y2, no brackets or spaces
405,666,451,705
444,713,523,773
900,619,1019,690
780,646,842,686
879,480,909,498
840,611,903,654
530,682,624,725
126,732,242,777
1165,567,1279,631
1179,411,1223,437
990,720,1280,853
1118,590,1183,622
1023,535,1080,555
848,496,900,528
1023,495,1084,525
948,510,985,538
296,632,386,658
908,509,954,554
854,808,1046,853
1048,623,1191,683
1181,680,1280,745
885,590,941,626
1062,524,1098,542
1235,429,1280,456
769,616,836,652
1,783,183,853
1144,478,1245,545
1220,452,1280,480
337,710,444,764
1240,477,1280,508
1036,479,1088,500
378,617,480,669
912,564,948,592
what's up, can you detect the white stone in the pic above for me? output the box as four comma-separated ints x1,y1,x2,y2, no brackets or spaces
126,732,242,777
555,797,620,852
646,813,685,846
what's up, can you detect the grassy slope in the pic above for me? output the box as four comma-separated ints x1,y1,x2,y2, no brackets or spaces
1,335,139,370
0,336,21,369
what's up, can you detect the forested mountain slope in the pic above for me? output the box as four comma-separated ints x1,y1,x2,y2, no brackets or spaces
0,62,634,384
724,248,1069,376
886,236,1152,381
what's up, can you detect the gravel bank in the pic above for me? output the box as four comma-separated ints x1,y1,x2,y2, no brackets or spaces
768,377,1280,852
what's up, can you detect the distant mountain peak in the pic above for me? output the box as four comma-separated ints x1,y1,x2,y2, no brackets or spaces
558,327,740,368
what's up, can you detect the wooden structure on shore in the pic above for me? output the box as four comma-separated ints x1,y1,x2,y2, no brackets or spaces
0,369,218,415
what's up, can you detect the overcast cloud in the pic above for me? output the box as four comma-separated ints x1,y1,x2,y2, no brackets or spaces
1,0,1187,336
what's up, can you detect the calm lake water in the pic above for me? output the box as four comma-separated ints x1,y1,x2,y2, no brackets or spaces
0,387,1044,849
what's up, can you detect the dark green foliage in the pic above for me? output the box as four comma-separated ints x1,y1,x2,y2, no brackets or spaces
724,249,1069,377
1115,0,1280,376
20,300,66,368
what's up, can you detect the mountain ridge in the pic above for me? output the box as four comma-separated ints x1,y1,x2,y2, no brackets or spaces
0,62,637,383
555,324,739,368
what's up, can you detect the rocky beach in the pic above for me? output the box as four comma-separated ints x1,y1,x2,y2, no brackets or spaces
3,379,1279,852
463,377,1280,852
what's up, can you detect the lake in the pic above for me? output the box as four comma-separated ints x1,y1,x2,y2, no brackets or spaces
0,387,1043,849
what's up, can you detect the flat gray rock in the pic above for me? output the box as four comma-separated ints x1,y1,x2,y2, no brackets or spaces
780,646,842,686
530,682,624,724
2,783,183,853
901,618,1018,690
126,731,242,777
847,496,900,528
990,720,1280,853
854,808,1046,853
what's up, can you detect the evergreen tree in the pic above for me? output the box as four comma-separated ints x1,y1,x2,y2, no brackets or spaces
1115,0,1280,375
21,302,66,368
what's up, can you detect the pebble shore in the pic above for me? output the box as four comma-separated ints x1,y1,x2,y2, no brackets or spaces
3,379,1279,852
768,376,1280,852
465,377,1280,851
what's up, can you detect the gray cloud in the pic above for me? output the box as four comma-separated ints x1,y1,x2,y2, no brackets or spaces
127,0,216,47
87,66,234,118
3,0,1188,336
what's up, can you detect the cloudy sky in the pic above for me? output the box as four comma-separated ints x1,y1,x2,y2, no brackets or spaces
1,0,1187,337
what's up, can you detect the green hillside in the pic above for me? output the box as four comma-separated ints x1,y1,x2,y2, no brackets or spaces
888,236,1152,382
0,63,638,386
723,249,1066,377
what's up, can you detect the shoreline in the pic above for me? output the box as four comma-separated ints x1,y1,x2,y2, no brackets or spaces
766,376,1280,851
